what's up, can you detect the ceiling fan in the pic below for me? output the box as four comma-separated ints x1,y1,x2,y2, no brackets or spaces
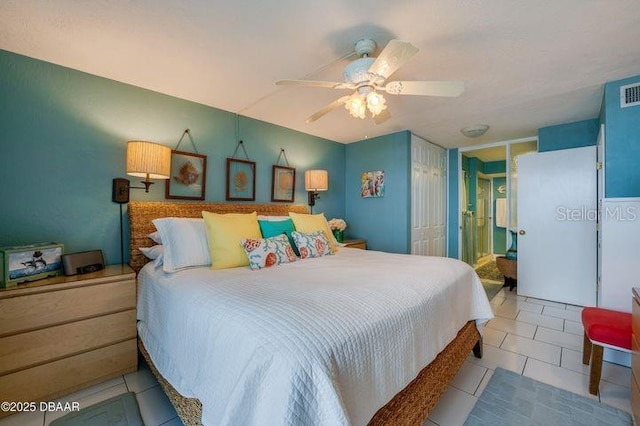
276,38,465,124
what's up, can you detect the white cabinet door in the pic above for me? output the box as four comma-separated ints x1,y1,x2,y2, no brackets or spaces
518,146,597,306
411,135,447,256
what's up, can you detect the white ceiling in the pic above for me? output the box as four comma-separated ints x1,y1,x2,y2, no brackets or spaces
2,1,639,148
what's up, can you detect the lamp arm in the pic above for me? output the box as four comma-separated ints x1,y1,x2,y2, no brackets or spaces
112,177,155,204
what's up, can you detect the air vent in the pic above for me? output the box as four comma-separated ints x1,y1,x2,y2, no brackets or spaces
620,83,640,108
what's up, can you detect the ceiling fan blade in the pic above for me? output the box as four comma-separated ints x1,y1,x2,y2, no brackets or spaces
374,109,391,125
368,40,419,80
306,95,353,123
383,81,465,97
276,80,355,90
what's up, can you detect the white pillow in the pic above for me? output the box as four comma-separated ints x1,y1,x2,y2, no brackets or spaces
139,245,164,268
148,231,162,244
152,218,210,273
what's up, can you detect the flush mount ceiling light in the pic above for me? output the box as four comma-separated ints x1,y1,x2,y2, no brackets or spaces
461,125,490,138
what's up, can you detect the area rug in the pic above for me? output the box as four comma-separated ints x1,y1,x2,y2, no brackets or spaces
481,279,503,302
49,392,144,426
475,260,504,282
464,368,632,426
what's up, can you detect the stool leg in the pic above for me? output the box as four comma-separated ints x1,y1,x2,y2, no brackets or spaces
582,333,591,365
589,344,604,395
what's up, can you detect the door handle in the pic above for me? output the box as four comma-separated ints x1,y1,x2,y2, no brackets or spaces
519,230,526,235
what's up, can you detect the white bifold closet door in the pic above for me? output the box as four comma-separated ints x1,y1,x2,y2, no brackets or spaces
411,135,447,256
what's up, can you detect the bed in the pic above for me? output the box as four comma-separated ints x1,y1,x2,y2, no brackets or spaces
129,201,493,426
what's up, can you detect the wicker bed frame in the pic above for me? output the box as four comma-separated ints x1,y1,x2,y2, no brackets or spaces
128,201,482,426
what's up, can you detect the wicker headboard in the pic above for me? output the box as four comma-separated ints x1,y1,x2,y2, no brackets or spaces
128,201,309,273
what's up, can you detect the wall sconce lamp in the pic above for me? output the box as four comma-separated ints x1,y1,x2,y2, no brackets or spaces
112,141,172,204
304,170,328,214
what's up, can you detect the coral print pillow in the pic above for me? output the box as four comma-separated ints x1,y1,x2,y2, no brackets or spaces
291,230,333,259
241,234,297,270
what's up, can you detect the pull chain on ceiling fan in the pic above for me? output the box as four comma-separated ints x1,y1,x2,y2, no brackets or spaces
276,38,465,124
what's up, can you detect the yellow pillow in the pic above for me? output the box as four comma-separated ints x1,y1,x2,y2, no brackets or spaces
202,211,262,269
288,212,337,252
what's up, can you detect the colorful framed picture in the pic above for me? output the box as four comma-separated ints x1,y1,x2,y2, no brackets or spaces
1,243,64,287
165,150,207,200
361,170,385,198
226,158,256,201
271,165,296,202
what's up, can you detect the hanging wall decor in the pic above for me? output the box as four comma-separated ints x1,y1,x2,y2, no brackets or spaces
226,140,256,201
166,129,207,200
361,170,385,198
271,148,295,202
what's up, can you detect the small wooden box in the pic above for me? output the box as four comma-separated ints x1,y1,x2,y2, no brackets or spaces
0,243,64,288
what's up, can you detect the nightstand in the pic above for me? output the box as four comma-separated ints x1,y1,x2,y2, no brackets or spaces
343,239,367,250
0,265,137,416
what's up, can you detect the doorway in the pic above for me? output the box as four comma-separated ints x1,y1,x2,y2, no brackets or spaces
458,139,537,267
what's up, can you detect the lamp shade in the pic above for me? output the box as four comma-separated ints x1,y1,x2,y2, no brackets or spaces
126,141,171,179
305,170,328,191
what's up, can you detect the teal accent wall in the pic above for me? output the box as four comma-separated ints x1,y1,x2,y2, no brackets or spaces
344,131,411,253
484,161,506,174
447,149,459,258
0,49,345,264
492,177,507,254
603,75,640,198
538,119,599,152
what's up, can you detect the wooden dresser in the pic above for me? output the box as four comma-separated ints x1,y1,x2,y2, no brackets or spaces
632,287,640,424
0,265,137,417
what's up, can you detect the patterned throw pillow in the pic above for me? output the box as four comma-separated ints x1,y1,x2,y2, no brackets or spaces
241,234,298,270
291,230,333,259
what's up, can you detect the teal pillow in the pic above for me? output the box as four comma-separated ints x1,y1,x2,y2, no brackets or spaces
258,219,299,256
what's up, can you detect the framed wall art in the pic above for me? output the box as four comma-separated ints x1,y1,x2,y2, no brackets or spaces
271,165,296,202
361,170,385,198
226,158,256,201
165,150,207,200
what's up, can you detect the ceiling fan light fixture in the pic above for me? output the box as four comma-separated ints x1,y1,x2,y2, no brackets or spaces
278,39,463,123
366,91,387,116
345,95,366,119
461,124,490,138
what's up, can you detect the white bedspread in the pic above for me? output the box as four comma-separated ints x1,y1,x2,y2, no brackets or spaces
137,248,493,426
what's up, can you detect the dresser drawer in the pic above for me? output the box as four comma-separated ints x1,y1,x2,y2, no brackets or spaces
0,279,135,336
0,339,136,404
633,373,640,426
0,310,136,375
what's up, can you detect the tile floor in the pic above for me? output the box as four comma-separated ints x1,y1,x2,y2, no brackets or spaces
0,358,181,426
0,287,632,426
425,286,632,426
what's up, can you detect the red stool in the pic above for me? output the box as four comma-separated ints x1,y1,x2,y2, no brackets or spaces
581,307,632,395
